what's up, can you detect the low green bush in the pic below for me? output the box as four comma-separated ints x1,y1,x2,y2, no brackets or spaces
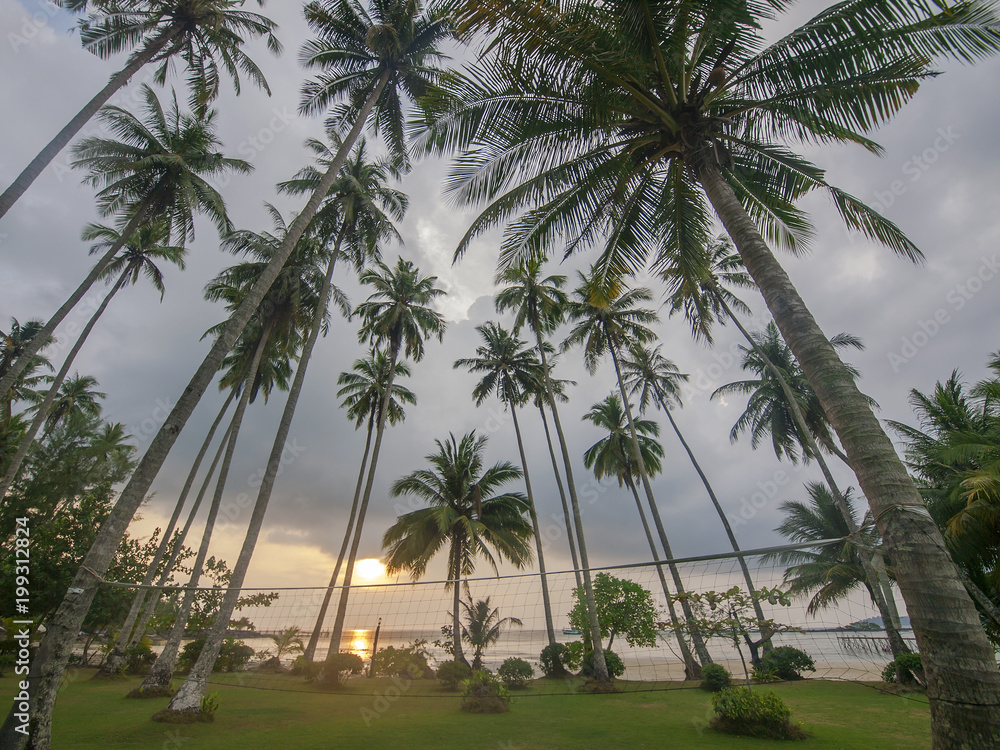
437,659,472,691
177,637,255,673
318,652,365,688
461,669,511,714
581,649,624,679
539,643,570,677
700,663,732,692
123,643,156,675
758,646,815,680
711,687,805,740
882,652,924,686
371,641,433,679
498,657,534,689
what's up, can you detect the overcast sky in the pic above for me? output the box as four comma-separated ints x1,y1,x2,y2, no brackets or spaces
1,1,998,601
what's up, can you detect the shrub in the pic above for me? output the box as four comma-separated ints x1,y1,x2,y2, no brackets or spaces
498,657,534,689
751,665,781,683
290,656,323,682
539,643,570,677
318,652,365,688
371,640,433,679
711,687,805,740
581,649,625,679
882,653,924,686
461,669,511,714
758,646,815,680
178,637,255,673
700,663,732,692
437,659,472,691
200,693,220,722
124,642,157,675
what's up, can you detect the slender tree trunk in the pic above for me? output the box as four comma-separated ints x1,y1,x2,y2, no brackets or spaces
163,241,341,714
654,385,769,651
509,399,556,646
141,334,266,693
451,547,467,666
625,477,698,677
532,325,609,682
0,271,128,498
538,404,583,591
716,294,908,665
0,74,390,749
0,199,152,419
699,163,1000,747
99,390,236,677
327,339,401,665
128,411,237,661
608,338,711,669
0,27,180,220
303,407,376,662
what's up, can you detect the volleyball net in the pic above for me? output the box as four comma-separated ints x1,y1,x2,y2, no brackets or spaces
89,540,913,695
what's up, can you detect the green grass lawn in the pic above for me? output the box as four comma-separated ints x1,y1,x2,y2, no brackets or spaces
1,671,930,749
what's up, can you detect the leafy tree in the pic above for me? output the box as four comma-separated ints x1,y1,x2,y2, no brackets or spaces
569,573,658,651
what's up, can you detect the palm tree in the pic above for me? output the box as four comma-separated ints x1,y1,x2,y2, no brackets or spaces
581,393,698,674
493,257,611,682
0,0,279,218
324,257,446,665
303,351,415,662
564,266,711,670
431,4,1000,737
271,627,306,662
458,595,523,671
768,483,884,616
1,319,52,432
454,321,556,646
622,342,771,654
890,363,1000,642
0,85,250,412
383,432,534,665
9,3,457,738
0,222,185,499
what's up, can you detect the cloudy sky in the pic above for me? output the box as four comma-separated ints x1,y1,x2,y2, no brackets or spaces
1,1,998,600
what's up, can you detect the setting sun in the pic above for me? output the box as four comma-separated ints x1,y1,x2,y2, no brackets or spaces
354,558,386,581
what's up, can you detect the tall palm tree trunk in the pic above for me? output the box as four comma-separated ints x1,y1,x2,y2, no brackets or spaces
304,407,375,662
0,27,181,220
538,404,583,590
699,163,1000,746
0,271,128,498
715,293,908,665
128,413,237,660
607,338,711,669
0,74,390,749
0,199,153,419
164,241,342,714
532,326,609,683
653,384,770,652
624,476,699,677
450,545,467,666
509,401,556,646
327,339,400,665
141,334,266,692
99,390,236,677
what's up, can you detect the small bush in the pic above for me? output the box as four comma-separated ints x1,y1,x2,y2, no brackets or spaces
539,643,570,677
461,669,511,714
700,663,732,692
124,643,156,675
564,641,584,672
757,646,815,680
751,665,781,683
177,637,255,674
371,640,433,679
882,653,924,686
437,660,472,691
289,656,323,682
581,649,625,679
711,687,805,740
318,652,364,688
200,693,220,722
498,657,534,689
